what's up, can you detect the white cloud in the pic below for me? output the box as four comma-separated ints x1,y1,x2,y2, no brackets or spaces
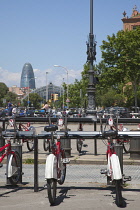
0,67,82,88
0,67,21,87
33,68,82,88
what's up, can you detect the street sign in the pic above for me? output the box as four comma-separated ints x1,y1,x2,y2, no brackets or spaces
66,99,70,103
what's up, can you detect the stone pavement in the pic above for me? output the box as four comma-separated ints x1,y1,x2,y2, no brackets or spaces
22,149,140,165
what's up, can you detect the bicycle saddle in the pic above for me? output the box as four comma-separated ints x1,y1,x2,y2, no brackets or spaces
44,124,58,132
102,130,117,138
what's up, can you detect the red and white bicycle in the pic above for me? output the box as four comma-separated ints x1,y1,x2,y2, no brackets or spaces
100,114,131,207
44,124,70,205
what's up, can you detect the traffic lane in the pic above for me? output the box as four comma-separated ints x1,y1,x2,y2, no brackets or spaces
22,123,107,156
0,182,140,210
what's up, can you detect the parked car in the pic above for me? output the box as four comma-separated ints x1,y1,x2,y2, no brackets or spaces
25,109,35,117
0,108,8,117
97,107,131,118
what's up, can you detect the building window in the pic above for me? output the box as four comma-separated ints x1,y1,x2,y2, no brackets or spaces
133,25,137,30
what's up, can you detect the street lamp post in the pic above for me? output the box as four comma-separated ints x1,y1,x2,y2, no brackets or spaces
54,65,69,108
28,77,36,109
63,78,65,110
86,0,96,118
46,72,48,102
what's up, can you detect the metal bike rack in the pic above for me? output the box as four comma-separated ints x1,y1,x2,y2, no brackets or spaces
2,117,140,191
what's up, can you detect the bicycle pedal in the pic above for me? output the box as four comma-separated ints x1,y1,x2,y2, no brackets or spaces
44,183,47,188
0,163,3,168
83,144,88,147
100,168,107,174
63,158,70,164
123,175,131,182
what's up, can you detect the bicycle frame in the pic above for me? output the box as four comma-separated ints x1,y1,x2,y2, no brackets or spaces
0,141,14,163
18,122,30,143
0,141,19,178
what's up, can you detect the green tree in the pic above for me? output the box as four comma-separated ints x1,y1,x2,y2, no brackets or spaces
23,93,43,109
67,63,90,109
0,83,9,106
5,91,18,106
100,27,140,108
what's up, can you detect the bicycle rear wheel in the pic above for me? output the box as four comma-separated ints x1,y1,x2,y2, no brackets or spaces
57,151,66,185
115,179,123,207
8,151,21,185
43,139,51,152
47,178,57,205
27,139,34,151
76,139,82,153
26,126,35,151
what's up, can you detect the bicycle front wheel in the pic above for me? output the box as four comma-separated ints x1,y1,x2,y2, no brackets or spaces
115,179,123,207
8,151,21,185
123,139,130,153
57,151,66,185
47,178,57,205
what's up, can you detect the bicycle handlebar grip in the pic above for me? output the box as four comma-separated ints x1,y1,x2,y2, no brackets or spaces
68,111,79,115
102,130,117,138
44,125,58,132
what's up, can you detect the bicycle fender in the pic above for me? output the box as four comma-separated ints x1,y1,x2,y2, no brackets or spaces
45,154,57,179
7,154,13,177
110,154,122,180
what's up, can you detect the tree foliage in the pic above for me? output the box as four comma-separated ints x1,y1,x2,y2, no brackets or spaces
100,27,140,107
23,93,42,109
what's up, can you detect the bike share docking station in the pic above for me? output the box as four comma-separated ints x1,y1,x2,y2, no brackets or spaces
130,127,140,159
1,117,140,192
59,114,71,158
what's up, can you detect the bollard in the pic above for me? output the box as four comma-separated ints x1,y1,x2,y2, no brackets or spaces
60,128,71,157
130,138,140,159
94,122,97,155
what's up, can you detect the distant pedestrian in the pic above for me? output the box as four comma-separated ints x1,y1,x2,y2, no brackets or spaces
42,102,49,113
7,101,13,116
12,105,18,117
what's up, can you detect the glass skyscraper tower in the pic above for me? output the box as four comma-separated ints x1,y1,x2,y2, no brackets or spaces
20,63,36,89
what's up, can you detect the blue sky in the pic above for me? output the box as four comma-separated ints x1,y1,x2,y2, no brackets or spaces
0,0,140,88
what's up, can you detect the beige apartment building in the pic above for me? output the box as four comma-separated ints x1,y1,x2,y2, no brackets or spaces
9,85,24,100
122,5,140,31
